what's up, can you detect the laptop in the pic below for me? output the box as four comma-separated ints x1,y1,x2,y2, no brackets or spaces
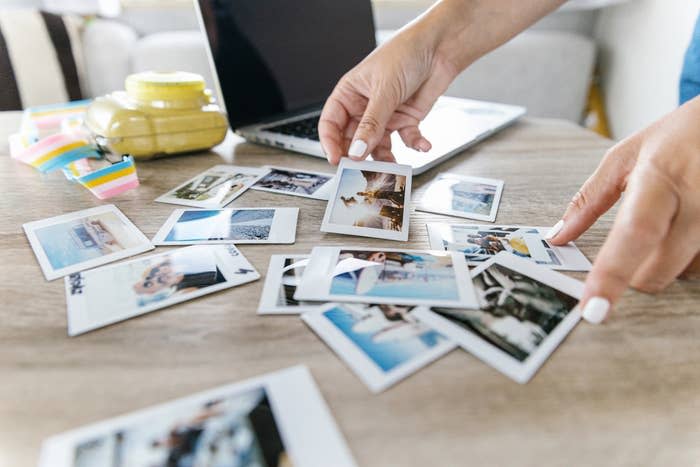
195,0,525,175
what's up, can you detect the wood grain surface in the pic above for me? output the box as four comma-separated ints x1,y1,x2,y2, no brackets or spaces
1,112,698,467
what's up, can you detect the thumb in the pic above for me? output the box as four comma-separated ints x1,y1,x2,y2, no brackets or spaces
348,94,397,160
546,141,638,245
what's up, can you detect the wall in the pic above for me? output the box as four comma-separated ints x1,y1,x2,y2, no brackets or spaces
594,0,700,138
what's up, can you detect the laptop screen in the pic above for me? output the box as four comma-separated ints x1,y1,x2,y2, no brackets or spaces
198,0,376,129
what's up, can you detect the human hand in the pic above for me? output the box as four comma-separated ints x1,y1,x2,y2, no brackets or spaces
318,25,458,164
547,96,700,323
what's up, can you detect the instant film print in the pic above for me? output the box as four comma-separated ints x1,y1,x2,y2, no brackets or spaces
427,223,591,271
152,208,298,245
321,159,412,241
415,252,584,383
23,205,153,281
39,366,356,467
295,247,478,309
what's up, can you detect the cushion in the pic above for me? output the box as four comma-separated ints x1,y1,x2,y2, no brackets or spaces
0,9,85,110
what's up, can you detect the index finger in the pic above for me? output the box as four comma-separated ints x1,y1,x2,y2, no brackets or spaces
581,165,678,323
319,94,350,165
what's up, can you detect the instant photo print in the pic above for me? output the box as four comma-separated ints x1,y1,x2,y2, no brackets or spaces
321,159,412,241
152,208,299,245
427,223,592,271
303,303,455,393
252,166,335,200
295,246,478,309
23,205,153,281
414,252,584,383
65,245,260,336
258,254,325,315
155,165,267,208
416,173,504,222
39,365,357,467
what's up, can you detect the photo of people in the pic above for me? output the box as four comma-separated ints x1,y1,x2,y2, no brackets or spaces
253,167,332,197
329,250,459,301
131,252,226,306
165,209,275,243
33,211,145,271
433,262,578,362
322,303,448,372
329,168,406,231
443,225,562,265
72,387,291,467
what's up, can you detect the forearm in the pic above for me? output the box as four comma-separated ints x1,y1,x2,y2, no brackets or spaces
410,0,566,73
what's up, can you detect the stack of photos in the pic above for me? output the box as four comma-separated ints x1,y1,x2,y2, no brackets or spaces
321,159,412,241
294,247,478,309
302,303,455,393
252,166,335,200
39,366,357,467
415,252,584,383
152,208,299,245
427,223,591,271
258,255,324,315
416,173,504,222
23,205,153,280
155,165,267,208
65,245,260,336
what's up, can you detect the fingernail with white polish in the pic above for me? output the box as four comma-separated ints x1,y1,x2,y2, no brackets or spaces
582,297,610,324
545,219,564,240
348,139,367,159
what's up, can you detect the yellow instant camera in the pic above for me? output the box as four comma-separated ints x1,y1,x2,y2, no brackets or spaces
85,71,228,160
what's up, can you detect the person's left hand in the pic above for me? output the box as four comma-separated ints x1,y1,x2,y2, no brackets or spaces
546,95,700,324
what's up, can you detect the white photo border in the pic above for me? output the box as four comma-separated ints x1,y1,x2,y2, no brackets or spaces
321,159,412,242
414,251,583,384
22,204,153,281
151,207,299,245
258,254,325,315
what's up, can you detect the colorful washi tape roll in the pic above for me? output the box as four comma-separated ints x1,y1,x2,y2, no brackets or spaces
9,100,140,200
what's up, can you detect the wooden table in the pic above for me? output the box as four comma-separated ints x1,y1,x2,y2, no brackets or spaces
1,112,698,467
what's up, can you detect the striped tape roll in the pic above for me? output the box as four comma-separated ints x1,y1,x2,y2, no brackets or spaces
66,156,140,200
10,101,139,200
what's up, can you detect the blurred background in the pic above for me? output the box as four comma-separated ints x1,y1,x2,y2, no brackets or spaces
0,0,698,140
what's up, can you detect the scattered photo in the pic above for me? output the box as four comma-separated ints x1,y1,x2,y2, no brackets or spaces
152,208,299,245
23,205,153,281
155,165,267,208
258,254,324,315
302,303,455,393
294,247,478,309
39,365,357,467
427,223,591,271
321,159,412,241
251,166,334,200
65,245,260,336
414,252,584,383
416,173,504,222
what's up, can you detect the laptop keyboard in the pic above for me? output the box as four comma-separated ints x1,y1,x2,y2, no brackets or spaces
264,115,320,141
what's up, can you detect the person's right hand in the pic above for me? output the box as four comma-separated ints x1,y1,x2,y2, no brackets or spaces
319,26,459,164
